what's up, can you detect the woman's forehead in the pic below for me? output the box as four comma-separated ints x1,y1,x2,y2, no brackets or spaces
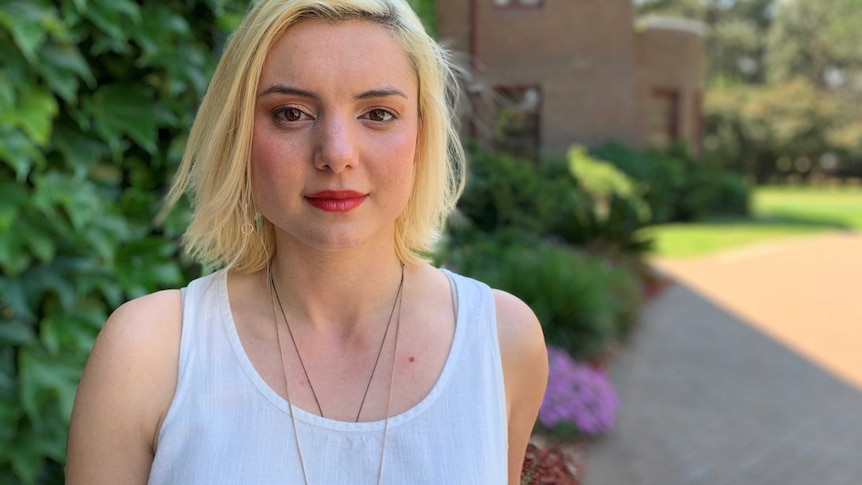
257,19,417,96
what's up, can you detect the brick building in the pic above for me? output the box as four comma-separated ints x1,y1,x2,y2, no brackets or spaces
435,0,706,158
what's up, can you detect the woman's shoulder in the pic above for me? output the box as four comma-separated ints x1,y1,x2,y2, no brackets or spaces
98,288,186,408
89,288,184,416
490,288,545,366
91,289,185,409
67,289,184,483
113,287,183,317
104,289,184,355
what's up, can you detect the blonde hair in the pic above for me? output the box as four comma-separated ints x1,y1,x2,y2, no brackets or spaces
162,0,465,272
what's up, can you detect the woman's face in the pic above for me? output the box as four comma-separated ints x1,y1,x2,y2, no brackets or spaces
252,19,419,254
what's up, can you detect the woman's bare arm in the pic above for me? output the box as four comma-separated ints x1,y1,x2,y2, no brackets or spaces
495,289,549,485
66,290,182,485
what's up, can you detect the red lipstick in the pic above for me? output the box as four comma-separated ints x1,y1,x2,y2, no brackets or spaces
304,190,367,212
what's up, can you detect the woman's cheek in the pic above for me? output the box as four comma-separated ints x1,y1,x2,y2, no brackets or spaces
385,131,418,209
251,132,285,178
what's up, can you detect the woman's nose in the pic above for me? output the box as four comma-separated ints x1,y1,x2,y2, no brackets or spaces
313,114,356,173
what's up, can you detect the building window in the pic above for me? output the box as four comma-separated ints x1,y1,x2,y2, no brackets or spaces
648,88,680,148
493,0,543,8
493,86,541,160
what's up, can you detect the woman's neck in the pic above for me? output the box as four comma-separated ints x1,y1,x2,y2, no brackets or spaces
266,238,407,338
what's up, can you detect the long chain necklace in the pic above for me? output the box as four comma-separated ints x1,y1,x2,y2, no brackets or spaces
267,262,405,485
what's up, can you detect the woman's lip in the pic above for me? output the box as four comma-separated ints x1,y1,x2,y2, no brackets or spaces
304,191,367,212
305,190,365,199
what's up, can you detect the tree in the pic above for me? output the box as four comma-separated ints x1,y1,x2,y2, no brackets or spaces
704,80,840,182
636,0,862,180
767,0,862,87
636,0,775,85
765,0,862,176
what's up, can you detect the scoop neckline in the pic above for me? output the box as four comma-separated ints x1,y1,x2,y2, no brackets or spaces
218,268,465,432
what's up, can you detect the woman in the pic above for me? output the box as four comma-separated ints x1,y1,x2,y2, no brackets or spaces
66,1,548,484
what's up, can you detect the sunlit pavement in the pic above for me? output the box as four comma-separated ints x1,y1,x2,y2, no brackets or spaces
584,233,862,485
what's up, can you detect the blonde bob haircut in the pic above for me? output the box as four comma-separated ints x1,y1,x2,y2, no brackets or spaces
163,0,465,272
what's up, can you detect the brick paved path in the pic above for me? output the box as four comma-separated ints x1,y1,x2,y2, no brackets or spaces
584,234,862,485
654,233,862,389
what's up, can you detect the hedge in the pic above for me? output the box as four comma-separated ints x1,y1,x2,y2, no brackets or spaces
0,2,251,483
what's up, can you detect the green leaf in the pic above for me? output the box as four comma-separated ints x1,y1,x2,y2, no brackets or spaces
0,359,16,395
19,351,81,422
84,0,140,47
72,0,88,13
9,443,43,485
81,224,115,262
0,320,35,346
17,87,58,146
52,125,105,172
88,83,159,154
0,74,15,110
45,42,93,83
134,5,191,61
38,302,101,358
25,259,78,312
115,237,183,297
0,230,33,276
91,215,131,256
0,30,33,85
0,277,36,322
33,171,104,232
0,2,52,63
0,126,43,180
0,181,28,232
23,222,56,263
37,42,94,103
39,319,61,357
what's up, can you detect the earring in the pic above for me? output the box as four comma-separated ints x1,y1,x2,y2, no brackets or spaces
241,199,255,235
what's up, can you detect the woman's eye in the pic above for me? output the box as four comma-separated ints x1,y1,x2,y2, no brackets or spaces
366,109,394,122
274,107,308,123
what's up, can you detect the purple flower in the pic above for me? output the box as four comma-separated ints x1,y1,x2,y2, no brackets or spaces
539,345,619,436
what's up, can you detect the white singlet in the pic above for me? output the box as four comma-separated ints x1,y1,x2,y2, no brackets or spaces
147,268,509,484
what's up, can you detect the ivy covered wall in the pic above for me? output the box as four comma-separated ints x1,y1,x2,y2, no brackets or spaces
0,1,250,483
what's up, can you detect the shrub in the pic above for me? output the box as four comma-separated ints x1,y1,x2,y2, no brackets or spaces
458,144,653,255
590,142,686,224
458,144,583,237
591,142,751,223
567,146,651,223
443,237,641,361
553,146,653,254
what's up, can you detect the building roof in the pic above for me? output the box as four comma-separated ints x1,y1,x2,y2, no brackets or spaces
636,16,709,37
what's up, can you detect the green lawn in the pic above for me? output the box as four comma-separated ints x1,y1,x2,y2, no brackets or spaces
641,186,862,258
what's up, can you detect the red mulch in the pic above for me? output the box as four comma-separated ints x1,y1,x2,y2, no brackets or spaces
520,441,586,485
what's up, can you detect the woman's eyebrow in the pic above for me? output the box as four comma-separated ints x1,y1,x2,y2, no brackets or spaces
355,88,408,100
258,85,407,100
258,84,318,99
